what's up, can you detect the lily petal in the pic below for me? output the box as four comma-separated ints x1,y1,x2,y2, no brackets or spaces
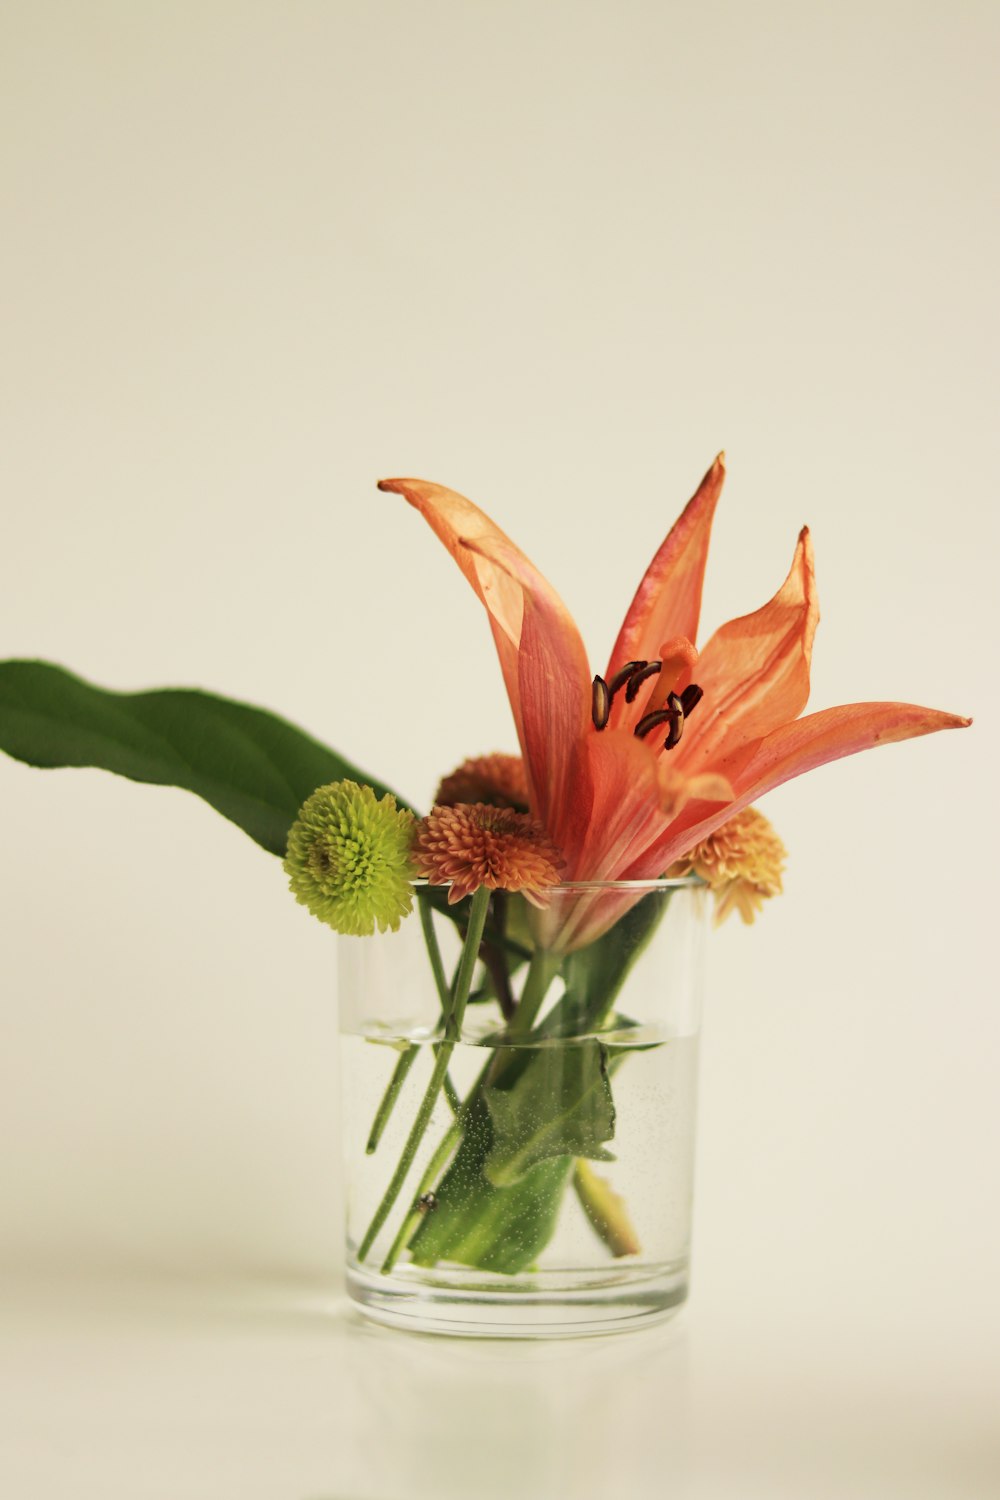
533,729,670,951
378,476,528,668
637,701,971,875
562,729,664,881
505,565,592,835
606,453,725,678
674,526,819,772
657,766,734,821
379,477,591,822
730,700,972,806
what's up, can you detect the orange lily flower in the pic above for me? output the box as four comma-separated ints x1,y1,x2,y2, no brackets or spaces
379,459,968,947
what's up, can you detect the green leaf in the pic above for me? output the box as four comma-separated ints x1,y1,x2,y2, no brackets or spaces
483,1040,616,1187
407,1089,574,1274
0,659,406,856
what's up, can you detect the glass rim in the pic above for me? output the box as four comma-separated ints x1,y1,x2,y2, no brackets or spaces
413,875,704,894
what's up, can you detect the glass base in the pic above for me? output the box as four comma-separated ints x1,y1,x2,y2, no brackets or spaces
346,1259,689,1339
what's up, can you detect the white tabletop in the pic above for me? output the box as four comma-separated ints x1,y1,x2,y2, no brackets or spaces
1,1262,996,1500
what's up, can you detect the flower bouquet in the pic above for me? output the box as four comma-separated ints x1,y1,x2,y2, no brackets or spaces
0,456,968,1337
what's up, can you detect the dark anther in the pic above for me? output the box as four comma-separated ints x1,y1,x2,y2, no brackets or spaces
625,660,663,703
636,693,689,750
607,660,645,699
663,692,685,750
416,1192,439,1215
634,706,677,739
680,683,704,717
592,675,611,730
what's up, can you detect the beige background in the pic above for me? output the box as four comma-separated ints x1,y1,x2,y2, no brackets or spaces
1,3,998,1497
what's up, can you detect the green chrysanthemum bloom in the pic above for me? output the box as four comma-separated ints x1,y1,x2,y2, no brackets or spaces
284,780,417,936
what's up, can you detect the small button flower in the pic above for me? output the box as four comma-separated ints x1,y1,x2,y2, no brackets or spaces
284,780,416,935
413,802,564,906
435,753,529,812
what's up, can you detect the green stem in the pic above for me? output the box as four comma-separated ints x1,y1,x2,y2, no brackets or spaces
379,1044,500,1272
358,886,491,1266
364,893,460,1154
419,891,451,1010
442,1067,462,1115
508,947,560,1038
365,1047,418,1154
381,1115,463,1273
423,893,463,1113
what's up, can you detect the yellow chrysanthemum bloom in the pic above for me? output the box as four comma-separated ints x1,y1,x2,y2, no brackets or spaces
670,805,786,925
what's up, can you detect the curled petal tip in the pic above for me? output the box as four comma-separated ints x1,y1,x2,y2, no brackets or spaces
607,455,726,674
878,708,971,735
703,452,726,486
798,526,816,584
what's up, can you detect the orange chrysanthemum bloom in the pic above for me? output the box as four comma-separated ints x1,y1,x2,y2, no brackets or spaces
670,805,786,926
434,754,530,812
413,802,564,906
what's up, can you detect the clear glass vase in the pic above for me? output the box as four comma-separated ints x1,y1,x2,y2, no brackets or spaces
339,878,708,1338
